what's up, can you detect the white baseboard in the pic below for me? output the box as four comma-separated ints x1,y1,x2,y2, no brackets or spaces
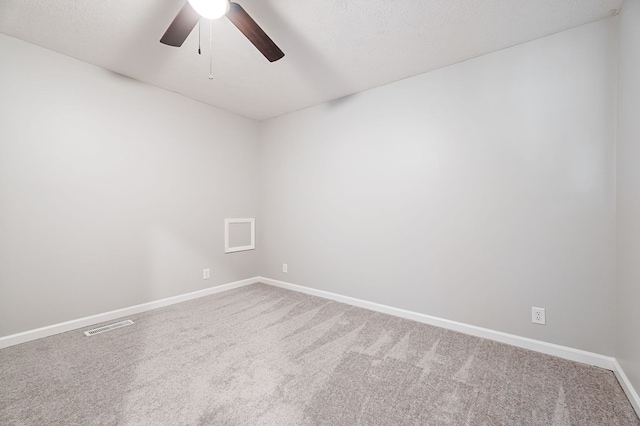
3,275,637,418
260,277,640,415
259,277,616,370
0,276,260,349
613,359,640,418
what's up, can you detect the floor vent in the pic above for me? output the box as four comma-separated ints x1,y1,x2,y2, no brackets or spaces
84,320,134,336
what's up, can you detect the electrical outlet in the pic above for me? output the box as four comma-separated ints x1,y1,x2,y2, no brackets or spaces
532,307,546,325
282,263,288,273
203,268,210,280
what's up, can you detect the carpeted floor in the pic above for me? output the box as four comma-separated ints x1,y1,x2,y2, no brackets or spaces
1,283,638,425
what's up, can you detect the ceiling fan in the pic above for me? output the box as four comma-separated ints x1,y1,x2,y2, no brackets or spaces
160,0,284,62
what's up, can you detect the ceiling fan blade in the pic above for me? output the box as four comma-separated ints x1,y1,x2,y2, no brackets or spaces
160,2,200,47
226,2,284,62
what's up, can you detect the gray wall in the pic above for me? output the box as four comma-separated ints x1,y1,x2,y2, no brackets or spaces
0,34,260,336
259,19,617,355
0,16,629,368
616,0,640,398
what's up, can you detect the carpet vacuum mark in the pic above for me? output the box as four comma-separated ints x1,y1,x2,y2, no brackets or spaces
1,283,638,425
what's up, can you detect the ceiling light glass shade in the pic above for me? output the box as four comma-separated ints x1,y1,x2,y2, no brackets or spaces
188,0,230,20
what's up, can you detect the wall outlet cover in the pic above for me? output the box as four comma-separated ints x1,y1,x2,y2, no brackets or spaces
532,307,546,325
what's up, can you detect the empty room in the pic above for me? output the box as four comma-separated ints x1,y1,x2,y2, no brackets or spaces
1,0,639,424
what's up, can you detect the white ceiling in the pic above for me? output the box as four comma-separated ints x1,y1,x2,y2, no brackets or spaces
0,0,622,121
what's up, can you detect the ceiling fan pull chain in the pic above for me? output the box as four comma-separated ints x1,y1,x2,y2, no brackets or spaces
198,20,201,55
209,20,214,80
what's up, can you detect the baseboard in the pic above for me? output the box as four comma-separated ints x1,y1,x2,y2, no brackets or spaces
0,276,260,349
3,275,637,417
613,359,640,418
259,277,615,370
261,276,640,415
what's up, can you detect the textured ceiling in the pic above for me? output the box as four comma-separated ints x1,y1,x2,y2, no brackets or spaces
0,0,623,120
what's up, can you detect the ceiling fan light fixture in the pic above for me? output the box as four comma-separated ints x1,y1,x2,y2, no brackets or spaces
188,0,230,20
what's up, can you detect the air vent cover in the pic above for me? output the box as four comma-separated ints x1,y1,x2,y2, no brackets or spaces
84,320,134,336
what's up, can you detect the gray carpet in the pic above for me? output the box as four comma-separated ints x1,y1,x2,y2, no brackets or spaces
1,283,638,425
